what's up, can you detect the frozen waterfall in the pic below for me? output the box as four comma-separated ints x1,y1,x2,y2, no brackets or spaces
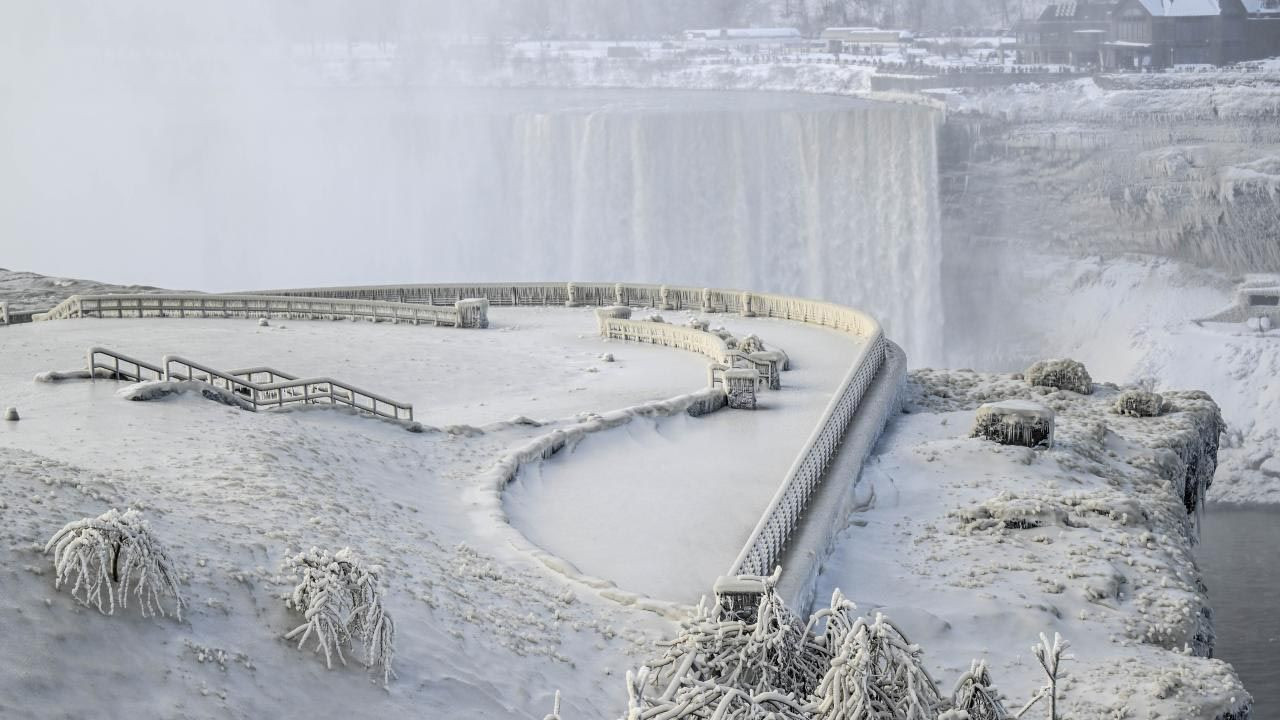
2,87,943,363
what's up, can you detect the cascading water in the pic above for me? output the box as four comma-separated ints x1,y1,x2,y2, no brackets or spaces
2,87,944,363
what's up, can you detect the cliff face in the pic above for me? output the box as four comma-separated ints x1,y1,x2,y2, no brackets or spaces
939,73,1280,274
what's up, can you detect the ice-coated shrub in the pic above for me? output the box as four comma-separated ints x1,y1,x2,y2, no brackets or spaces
1024,358,1093,395
1113,389,1165,418
44,508,186,619
282,547,396,684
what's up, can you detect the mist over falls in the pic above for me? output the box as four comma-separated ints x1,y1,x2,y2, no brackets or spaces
2,87,944,364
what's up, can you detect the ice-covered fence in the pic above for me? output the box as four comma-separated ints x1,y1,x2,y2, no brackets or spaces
0,301,8,326
37,294,488,328
161,355,414,422
255,281,894,593
598,316,783,392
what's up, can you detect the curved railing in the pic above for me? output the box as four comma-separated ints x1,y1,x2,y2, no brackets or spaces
36,293,488,328
250,281,891,581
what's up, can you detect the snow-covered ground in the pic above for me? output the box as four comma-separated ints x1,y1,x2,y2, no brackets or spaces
0,306,857,718
814,369,1249,718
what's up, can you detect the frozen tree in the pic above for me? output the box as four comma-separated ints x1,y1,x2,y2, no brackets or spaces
44,508,186,620
282,547,396,684
1024,633,1069,720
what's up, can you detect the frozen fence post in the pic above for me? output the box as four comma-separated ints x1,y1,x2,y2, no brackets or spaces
712,573,773,623
614,282,625,305
455,298,490,329
594,305,631,336
0,300,8,325
972,400,1055,448
701,288,716,313
659,285,673,310
740,291,756,317
565,282,581,307
724,369,759,409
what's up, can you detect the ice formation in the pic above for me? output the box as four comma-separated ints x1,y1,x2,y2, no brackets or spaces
44,508,186,620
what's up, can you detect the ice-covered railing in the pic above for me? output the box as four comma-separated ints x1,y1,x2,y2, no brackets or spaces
36,293,488,328
88,347,166,382
162,355,414,422
252,281,893,583
0,300,9,326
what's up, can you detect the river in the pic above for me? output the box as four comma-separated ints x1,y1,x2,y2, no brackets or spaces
1197,506,1280,715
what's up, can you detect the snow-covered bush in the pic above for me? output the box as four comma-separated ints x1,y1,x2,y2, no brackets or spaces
1030,633,1070,720
812,603,944,720
624,583,944,720
1024,358,1093,395
282,547,396,684
44,508,186,619
950,660,1009,720
1113,389,1165,417
972,400,1055,448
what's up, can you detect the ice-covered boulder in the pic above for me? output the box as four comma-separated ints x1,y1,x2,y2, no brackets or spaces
3,406,18,421
1114,389,1165,418
1025,358,1093,395
972,400,1055,448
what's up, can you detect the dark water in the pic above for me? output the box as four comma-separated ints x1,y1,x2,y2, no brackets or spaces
1197,507,1280,715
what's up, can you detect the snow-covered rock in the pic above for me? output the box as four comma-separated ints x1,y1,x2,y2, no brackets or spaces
1025,358,1094,395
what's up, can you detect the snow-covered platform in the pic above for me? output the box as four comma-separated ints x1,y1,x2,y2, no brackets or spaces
0,298,879,718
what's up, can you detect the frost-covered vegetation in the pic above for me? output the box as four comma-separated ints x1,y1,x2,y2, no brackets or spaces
1023,359,1093,395
44,508,186,619
281,547,396,685
1114,389,1165,418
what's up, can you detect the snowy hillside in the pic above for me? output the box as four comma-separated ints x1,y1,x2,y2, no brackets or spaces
0,268,174,314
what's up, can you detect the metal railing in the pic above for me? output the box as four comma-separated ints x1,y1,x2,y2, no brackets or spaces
87,347,166,382
161,355,414,422
600,317,782,390
37,293,488,328
255,281,889,578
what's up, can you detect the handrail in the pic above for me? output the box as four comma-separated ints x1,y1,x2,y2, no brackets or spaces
226,366,300,384
37,293,488,329
252,281,889,578
87,346,166,382
162,355,413,422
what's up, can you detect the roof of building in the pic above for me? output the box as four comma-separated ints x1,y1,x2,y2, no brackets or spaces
1135,0,1228,16
1243,0,1280,12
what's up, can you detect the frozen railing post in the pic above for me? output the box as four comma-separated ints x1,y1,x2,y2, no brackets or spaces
564,282,581,307
455,298,489,329
740,291,756,317
0,300,8,326
659,285,673,310
701,287,717,313
724,369,760,409
594,306,631,336
712,573,773,623
972,400,1056,448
